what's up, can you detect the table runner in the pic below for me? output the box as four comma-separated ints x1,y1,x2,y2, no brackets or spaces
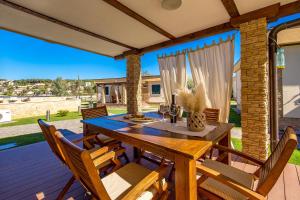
110,116,216,137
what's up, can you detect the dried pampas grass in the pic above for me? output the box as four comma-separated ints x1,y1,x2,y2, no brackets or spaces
178,85,206,113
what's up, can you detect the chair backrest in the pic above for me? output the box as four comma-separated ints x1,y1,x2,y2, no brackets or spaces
37,119,66,164
54,131,111,199
203,108,220,123
81,105,108,120
256,127,298,196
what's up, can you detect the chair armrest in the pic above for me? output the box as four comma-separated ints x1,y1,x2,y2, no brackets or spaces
121,165,168,200
72,135,97,144
92,151,115,167
88,146,109,159
213,144,264,165
196,163,265,200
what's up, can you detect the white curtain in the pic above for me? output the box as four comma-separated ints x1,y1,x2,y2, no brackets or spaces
158,53,187,104
188,39,234,122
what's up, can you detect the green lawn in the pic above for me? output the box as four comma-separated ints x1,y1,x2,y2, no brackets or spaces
0,106,156,128
0,132,44,148
0,111,82,128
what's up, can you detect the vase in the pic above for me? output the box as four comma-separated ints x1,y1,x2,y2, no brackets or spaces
187,112,206,132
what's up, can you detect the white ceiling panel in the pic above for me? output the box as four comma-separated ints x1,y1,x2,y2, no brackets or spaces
0,5,129,56
119,0,230,37
235,0,296,15
9,0,168,48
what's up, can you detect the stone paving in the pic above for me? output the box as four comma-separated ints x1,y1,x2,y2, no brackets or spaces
0,119,83,139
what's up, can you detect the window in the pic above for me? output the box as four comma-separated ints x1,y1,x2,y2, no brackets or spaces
151,84,161,95
105,86,109,95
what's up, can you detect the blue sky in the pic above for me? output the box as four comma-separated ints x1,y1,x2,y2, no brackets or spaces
0,13,299,80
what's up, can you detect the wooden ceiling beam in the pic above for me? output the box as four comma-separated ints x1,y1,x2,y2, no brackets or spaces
102,0,175,40
230,3,280,27
221,0,240,17
115,1,300,59
0,0,136,50
115,22,235,59
275,0,300,20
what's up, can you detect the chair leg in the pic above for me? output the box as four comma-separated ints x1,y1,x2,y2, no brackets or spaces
56,176,75,200
167,164,175,181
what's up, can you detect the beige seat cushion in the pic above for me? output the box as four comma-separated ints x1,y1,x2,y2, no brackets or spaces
198,159,255,200
102,163,166,200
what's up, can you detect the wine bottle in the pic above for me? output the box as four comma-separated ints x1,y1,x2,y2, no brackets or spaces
170,94,177,123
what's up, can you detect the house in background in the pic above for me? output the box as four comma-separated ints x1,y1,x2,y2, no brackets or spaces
95,75,164,105
233,27,300,129
277,27,300,129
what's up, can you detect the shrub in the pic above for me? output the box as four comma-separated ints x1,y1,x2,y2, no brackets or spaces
57,110,69,117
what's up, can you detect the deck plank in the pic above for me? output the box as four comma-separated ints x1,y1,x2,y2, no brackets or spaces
284,164,300,200
0,137,299,200
296,165,300,184
268,173,286,200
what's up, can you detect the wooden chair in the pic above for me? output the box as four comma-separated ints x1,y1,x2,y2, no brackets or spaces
81,106,129,163
203,108,220,123
54,131,169,200
38,119,111,199
196,127,298,200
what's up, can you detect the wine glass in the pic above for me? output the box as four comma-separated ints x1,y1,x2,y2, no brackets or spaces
159,104,169,122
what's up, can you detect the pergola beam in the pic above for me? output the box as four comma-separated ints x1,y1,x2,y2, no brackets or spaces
115,22,235,59
0,0,136,50
102,0,175,40
221,0,240,18
115,1,300,59
230,3,280,27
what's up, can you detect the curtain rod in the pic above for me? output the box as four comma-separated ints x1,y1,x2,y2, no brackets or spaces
157,34,236,59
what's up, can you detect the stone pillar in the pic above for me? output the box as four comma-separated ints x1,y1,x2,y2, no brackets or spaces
240,18,269,160
126,54,142,114
101,85,106,104
121,84,127,105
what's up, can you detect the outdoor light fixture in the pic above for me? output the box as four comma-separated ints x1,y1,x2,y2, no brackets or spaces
161,0,182,10
276,48,286,69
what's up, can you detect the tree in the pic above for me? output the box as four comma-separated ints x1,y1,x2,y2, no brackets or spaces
5,85,14,96
71,76,81,97
142,70,152,76
84,85,95,98
51,77,68,96
187,77,195,91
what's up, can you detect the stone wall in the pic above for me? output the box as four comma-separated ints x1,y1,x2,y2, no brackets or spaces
0,97,80,119
240,18,269,160
126,54,142,114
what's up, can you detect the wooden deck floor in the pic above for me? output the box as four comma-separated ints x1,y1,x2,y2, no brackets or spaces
0,135,299,200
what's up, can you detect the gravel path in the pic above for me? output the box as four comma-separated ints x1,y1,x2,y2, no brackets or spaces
0,119,83,139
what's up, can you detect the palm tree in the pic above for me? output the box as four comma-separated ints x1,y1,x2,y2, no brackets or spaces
51,77,68,96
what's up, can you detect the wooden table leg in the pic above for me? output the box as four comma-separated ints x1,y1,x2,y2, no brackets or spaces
133,147,142,159
174,155,197,200
218,130,231,165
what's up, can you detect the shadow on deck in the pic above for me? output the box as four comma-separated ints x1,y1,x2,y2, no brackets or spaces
0,134,299,200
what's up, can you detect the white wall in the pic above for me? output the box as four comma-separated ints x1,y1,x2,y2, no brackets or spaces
282,45,300,118
147,81,165,103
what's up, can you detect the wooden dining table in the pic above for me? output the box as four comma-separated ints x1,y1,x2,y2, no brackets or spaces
81,112,234,200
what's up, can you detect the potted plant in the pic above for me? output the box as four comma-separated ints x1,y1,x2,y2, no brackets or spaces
178,86,207,131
